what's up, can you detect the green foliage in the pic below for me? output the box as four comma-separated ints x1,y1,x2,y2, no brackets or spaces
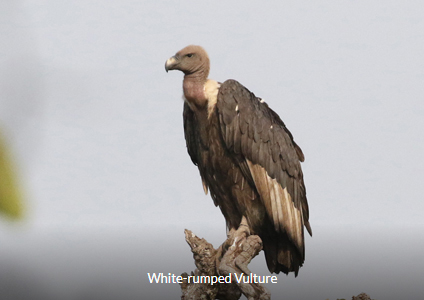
0,131,24,219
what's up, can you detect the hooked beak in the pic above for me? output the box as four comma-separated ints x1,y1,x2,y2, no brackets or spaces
165,56,178,73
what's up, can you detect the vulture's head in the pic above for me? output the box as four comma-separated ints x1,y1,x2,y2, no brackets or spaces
165,45,210,77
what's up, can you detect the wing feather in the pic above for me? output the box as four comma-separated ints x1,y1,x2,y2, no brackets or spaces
183,102,199,166
233,116,242,155
216,80,312,261
183,102,209,194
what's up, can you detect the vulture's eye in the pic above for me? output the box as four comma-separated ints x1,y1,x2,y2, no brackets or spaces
186,53,193,58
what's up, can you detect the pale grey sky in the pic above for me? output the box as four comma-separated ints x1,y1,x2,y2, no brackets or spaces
1,1,423,299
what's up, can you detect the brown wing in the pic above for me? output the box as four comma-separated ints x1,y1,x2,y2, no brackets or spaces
183,101,210,194
183,101,200,166
216,79,312,272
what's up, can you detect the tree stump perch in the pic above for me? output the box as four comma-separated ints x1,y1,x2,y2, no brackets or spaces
180,220,271,300
179,227,375,300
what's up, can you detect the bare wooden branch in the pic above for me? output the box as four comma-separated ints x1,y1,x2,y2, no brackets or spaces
180,226,270,300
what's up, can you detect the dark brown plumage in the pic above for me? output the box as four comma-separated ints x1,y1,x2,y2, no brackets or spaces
166,45,311,275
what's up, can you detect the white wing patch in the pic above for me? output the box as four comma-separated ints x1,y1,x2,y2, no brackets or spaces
204,79,220,118
246,160,304,250
202,179,208,195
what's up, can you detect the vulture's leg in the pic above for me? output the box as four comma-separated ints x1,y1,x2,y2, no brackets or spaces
218,216,270,300
216,217,250,267
231,216,251,274
223,218,250,251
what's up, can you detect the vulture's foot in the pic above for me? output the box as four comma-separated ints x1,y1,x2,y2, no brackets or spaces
216,217,250,270
217,217,271,300
221,217,250,253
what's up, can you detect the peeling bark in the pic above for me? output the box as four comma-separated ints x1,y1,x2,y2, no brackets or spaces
180,225,270,300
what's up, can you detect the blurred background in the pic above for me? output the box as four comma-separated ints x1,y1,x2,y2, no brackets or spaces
1,1,423,299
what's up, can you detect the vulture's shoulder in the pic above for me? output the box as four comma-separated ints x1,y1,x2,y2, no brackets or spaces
216,79,305,168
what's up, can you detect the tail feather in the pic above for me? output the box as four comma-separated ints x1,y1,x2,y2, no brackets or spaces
262,231,304,276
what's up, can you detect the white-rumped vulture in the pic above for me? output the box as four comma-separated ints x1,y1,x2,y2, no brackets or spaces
165,45,312,275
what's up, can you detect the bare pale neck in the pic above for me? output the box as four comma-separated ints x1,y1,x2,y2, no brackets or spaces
183,72,208,107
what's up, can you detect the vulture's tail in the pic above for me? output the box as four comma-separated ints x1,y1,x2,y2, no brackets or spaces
262,231,304,276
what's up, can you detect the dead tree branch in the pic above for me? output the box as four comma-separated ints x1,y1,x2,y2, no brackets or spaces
180,227,271,300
